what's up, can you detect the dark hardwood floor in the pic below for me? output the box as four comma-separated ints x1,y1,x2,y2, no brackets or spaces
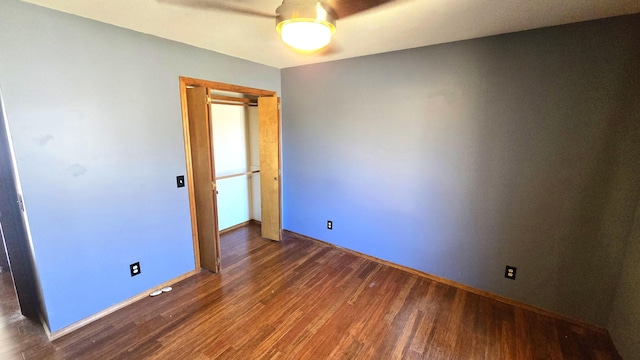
0,223,621,359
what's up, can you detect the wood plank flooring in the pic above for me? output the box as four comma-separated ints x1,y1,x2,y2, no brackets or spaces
0,223,621,359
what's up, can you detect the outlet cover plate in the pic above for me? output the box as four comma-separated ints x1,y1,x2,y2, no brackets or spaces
130,262,141,277
505,265,517,280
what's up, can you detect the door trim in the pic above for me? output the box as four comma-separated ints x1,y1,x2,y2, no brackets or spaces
178,77,278,271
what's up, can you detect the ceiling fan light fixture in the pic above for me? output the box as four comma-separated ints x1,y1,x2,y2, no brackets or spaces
276,1,337,52
279,20,335,52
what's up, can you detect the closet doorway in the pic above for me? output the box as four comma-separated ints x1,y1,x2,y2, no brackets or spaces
179,77,281,273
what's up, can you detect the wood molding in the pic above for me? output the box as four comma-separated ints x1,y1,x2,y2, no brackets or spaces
208,94,253,104
220,220,253,234
179,77,276,97
179,78,201,271
282,230,609,335
220,220,263,234
209,101,254,107
48,270,197,341
40,312,51,339
179,76,279,273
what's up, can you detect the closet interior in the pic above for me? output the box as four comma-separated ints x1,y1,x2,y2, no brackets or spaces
209,90,261,231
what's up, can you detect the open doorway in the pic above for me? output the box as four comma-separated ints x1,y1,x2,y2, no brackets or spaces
179,77,282,273
0,88,46,325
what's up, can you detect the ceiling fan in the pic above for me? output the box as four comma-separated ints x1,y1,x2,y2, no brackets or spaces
158,0,395,52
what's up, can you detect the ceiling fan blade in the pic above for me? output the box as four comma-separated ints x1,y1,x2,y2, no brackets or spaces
157,0,276,18
326,0,396,19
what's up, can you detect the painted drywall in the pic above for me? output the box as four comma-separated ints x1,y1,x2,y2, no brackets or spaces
606,20,640,356
0,0,280,332
216,176,250,230
212,104,250,230
211,104,250,177
211,104,261,229
608,201,640,357
281,14,640,325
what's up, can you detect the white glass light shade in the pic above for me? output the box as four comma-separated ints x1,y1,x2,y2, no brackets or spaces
278,20,335,52
275,1,337,53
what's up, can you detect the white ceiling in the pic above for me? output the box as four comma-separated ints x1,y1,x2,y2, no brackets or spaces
22,0,640,69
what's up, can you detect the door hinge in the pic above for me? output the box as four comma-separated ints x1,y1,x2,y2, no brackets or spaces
211,182,216,190
206,95,212,104
216,257,221,267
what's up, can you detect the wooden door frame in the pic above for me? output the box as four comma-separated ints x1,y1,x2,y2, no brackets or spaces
179,76,278,271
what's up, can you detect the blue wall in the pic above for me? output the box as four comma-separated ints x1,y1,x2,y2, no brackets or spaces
281,15,640,325
1,0,639,335
0,0,280,332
